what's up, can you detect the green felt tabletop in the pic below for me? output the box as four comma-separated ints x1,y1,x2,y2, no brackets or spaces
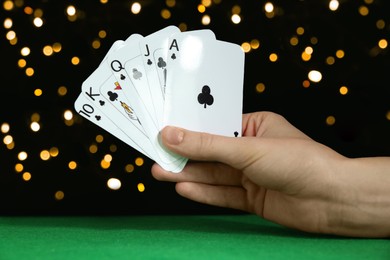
0,214,388,260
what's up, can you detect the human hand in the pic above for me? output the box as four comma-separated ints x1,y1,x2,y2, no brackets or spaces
152,112,390,237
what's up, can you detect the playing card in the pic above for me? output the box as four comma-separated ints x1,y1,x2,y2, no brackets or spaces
164,35,245,137
74,93,150,158
138,25,181,130
105,33,187,172
80,61,162,158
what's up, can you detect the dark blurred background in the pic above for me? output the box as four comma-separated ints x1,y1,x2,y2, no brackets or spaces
1,0,389,215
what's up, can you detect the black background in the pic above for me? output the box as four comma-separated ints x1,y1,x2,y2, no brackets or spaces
1,0,390,215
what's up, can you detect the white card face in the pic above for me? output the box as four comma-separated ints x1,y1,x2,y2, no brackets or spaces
105,36,187,172
100,40,124,66
106,33,160,129
164,36,245,137
97,66,146,135
80,62,160,163
138,25,181,130
74,93,150,159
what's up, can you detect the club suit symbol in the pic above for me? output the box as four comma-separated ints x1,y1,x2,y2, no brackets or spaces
107,91,118,101
132,68,142,80
198,85,214,108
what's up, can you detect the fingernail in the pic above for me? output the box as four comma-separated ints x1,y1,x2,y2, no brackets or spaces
165,127,184,145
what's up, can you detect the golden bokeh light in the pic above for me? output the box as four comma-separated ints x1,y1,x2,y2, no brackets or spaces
64,110,74,121
269,53,278,62
137,183,145,192
89,144,98,154
326,116,336,126
22,172,32,181
33,17,43,28
386,111,390,121
55,191,65,200
109,144,117,152
358,5,369,16
135,157,144,166
18,59,26,68
15,163,23,173
107,178,121,190
30,121,40,132
100,159,110,169
231,14,241,24
71,56,80,65
25,67,34,77
92,39,101,49
6,30,16,41
68,161,77,170
308,70,322,83
3,0,14,11
125,164,135,173
250,39,260,49
339,86,349,95
21,47,30,56
40,150,50,161
376,19,385,30
302,80,310,88
336,50,345,59
301,51,311,61
290,36,298,46
43,45,54,56
131,2,141,14
166,0,176,8
255,83,265,93
1,123,10,134
296,27,304,35
96,135,104,143
378,39,388,49
18,151,28,161
161,9,171,19
241,42,251,53
98,30,107,38
66,5,76,16
326,56,335,65
34,89,43,97
104,154,112,162
198,4,206,13
52,42,62,52
202,14,211,25
58,86,67,96
3,135,13,145
329,0,339,11
49,147,59,157
3,18,13,29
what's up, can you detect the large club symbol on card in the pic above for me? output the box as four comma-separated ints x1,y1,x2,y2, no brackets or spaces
198,85,214,108
164,34,245,137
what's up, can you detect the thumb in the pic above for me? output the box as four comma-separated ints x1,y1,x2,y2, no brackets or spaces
160,126,257,170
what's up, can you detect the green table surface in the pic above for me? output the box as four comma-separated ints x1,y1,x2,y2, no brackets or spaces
0,214,388,260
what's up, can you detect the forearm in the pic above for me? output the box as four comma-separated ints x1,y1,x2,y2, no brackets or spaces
328,157,390,237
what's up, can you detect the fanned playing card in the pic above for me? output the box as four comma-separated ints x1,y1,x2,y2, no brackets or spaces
164,34,245,137
104,28,187,172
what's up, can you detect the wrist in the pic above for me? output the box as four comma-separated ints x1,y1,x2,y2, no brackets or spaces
325,157,390,237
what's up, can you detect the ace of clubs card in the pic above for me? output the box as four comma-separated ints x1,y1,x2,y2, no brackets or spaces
164,35,245,138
